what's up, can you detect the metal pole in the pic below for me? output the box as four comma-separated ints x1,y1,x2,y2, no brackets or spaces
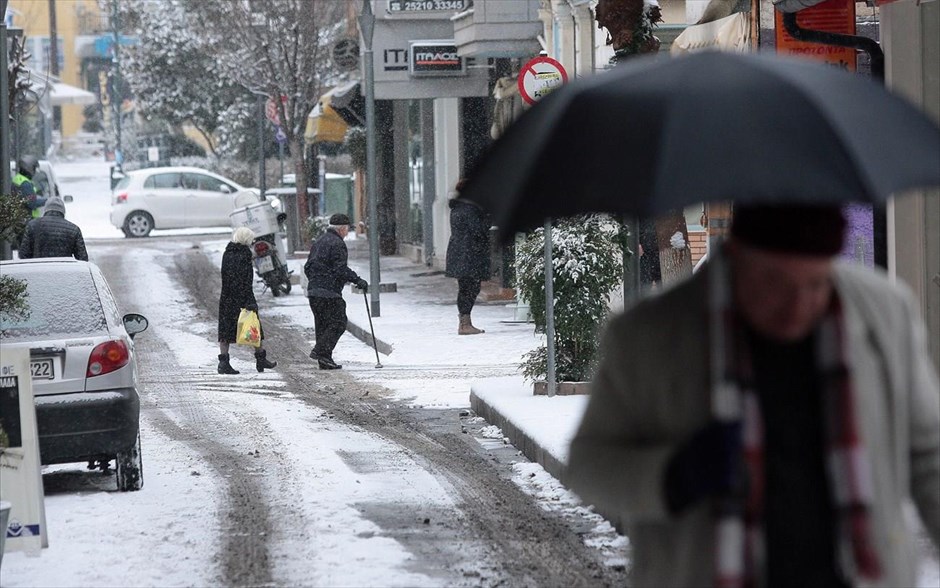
48,0,60,132
360,0,380,317
111,0,122,166
318,154,326,216
544,220,556,397
257,95,266,198
623,216,641,305
1,12,12,260
278,139,284,186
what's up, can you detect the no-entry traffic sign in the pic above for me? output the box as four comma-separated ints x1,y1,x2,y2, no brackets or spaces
518,56,569,105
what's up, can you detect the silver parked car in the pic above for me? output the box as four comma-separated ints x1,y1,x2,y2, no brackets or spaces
0,258,149,491
110,166,249,238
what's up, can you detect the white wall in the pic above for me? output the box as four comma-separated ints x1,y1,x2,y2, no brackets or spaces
882,0,940,370
431,98,461,269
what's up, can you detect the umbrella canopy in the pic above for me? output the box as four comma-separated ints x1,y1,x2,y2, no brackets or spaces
461,51,940,240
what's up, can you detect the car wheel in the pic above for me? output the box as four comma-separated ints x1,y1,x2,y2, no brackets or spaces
116,433,144,492
123,211,154,238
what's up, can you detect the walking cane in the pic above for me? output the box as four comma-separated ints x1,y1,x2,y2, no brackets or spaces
363,291,383,368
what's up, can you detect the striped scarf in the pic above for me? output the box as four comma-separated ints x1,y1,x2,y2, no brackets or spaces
708,247,882,588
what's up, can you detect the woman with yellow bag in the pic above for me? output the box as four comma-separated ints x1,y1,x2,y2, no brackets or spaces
217,227,278,374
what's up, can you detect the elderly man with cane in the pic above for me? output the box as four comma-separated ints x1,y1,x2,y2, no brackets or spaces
568,205,939,588
305,213,368,370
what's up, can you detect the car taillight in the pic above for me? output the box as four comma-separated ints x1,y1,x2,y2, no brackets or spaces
115,192,128,204
253,241,270,256
87,340,130,377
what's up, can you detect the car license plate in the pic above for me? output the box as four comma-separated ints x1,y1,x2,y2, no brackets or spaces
255,256,275,274
30,358,55,380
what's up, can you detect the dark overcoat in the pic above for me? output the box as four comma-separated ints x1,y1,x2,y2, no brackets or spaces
304,228,361,298
445,199,491,280
18,213,88,261
218,242,259,343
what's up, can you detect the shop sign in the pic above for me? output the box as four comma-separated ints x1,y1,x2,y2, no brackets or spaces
410,41,464,76
775,0,857,71
388,0,471,13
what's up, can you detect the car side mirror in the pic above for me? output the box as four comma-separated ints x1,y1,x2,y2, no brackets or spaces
123,313,149,339
220,184,233,194
63,195,74,203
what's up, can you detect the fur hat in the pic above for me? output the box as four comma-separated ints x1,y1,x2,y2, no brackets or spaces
43,196,66,216
731,205,846,256
232,226,255,246
329,213,351,226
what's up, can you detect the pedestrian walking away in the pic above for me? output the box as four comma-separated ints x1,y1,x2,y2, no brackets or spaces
217,226,277,375
445,178,490,335
305,213,368,370
567,205,939,588
18,196,88,261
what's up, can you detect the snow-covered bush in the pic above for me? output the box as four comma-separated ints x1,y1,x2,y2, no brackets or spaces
303,216,331,242
516,214,628,382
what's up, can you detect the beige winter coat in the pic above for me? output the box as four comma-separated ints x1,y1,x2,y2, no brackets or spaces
567,263,940,587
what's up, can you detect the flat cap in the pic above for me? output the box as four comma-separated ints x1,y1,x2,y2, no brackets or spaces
329,213,351,226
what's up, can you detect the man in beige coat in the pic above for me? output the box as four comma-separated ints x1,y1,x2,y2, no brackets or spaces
568,206,939,588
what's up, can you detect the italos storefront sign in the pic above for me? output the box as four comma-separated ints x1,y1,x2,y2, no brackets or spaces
410,41,465,76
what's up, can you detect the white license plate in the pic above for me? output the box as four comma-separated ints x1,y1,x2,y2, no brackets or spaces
30,358,55,380
255,256,275,274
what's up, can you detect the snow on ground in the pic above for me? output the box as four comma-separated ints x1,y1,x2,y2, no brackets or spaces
1,416,222,587
471,377,587,463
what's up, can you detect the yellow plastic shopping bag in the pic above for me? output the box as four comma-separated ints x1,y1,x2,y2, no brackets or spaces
236,309,262,348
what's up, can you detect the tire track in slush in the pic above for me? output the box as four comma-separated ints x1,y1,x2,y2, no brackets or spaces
94,246,275,587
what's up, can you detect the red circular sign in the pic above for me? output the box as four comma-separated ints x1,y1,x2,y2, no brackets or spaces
518,56,569,105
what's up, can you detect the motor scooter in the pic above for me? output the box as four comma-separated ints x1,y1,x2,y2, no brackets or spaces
230,192,293,296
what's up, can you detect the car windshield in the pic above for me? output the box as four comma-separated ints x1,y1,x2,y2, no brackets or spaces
0,268,108,341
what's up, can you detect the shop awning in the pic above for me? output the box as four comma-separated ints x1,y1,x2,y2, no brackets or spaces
49,81,97,105
305,98,348,144
304,81,365,144
670,13,750,55
27,73,98,106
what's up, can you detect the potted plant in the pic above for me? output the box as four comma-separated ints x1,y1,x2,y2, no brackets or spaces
515,214,628,393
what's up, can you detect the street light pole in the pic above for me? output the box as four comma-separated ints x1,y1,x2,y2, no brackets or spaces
359,0,380,317
110,0,123,166
257,94,266,198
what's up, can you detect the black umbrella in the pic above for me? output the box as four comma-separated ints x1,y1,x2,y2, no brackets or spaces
461,51,940,240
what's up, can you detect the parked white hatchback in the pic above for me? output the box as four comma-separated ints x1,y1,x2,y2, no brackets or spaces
110,166,249,237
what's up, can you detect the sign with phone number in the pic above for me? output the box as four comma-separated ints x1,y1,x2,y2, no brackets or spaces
388,0,470,12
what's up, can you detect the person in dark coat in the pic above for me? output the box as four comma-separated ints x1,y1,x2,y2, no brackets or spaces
18,196,88,261
445,179,490,335
304,213,367,370
217,226,277,375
